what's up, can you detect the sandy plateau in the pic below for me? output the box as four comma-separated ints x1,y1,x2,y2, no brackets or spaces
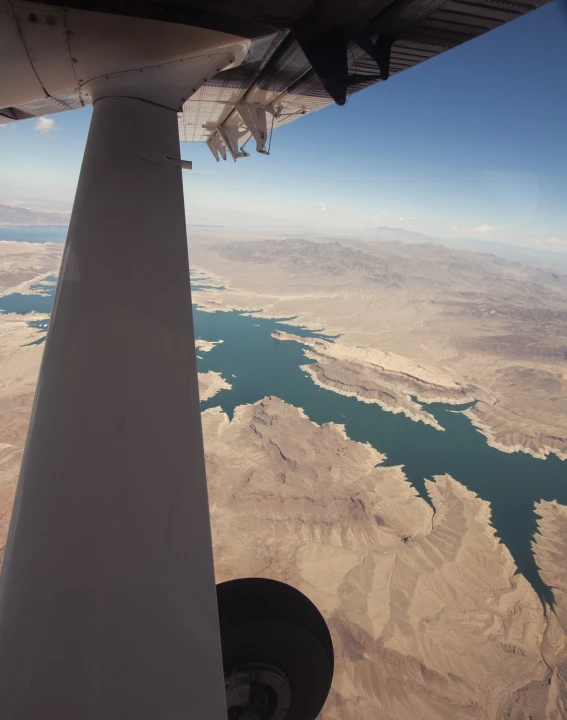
198,370,232,401
0,238,567,717
195,338,224,353
189,234,567,461
205,396,567,719
0,241,62,294
272,330,474,430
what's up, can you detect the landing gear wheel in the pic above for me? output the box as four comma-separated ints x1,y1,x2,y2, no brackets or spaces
217,578,334,720
225,663,291,720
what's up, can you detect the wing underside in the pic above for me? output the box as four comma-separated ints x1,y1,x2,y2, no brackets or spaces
179,0,547,160
1,0,550,161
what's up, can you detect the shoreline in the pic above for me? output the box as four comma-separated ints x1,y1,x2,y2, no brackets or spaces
461,405,567,462
198,370,232,402
301,363,445,431
191,268,567,463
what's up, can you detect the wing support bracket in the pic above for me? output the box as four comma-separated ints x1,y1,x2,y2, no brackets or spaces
205,102,280,162
235,102,280,155
206,133,227,162
217,124,250,161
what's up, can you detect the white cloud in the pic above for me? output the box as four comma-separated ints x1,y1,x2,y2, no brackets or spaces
452,224,496,236
398,216,404,221
34,116,61,137
410,216,418,220
319,202,328,212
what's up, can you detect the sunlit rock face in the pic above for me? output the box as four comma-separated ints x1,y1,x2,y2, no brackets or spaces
204,396,564,720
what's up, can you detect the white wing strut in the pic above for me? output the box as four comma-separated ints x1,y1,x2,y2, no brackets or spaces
0,23,250,719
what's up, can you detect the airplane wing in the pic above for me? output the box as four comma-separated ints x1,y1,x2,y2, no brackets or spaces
1,0,551,160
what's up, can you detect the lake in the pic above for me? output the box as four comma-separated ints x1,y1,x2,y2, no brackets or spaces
0,226,68,243
3,269,566,604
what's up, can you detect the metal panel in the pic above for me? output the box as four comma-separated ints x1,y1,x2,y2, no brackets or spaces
0,0,46,107
12,3,77,96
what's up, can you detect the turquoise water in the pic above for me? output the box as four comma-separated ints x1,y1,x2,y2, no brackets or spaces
0,275,58,317
194,306,567,605
191,281,228,291
4,271,566,603
0,226,68,243
0,292,54,315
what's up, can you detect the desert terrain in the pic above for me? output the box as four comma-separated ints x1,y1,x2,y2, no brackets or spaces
0,240,63,293
205,396,567,719
0,236,566,717
198,370,232,401
272,329,474,430
188,233,567,461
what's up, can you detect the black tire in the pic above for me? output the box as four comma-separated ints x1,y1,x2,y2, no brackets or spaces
217,578,334,720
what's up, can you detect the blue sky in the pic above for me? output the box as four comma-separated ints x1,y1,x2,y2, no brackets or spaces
1,1,566,250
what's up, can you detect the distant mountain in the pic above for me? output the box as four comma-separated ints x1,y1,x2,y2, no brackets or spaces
445,237,567,272
353,226,567,273
0,204,70,226
217,238,404,287
216,238,567,296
